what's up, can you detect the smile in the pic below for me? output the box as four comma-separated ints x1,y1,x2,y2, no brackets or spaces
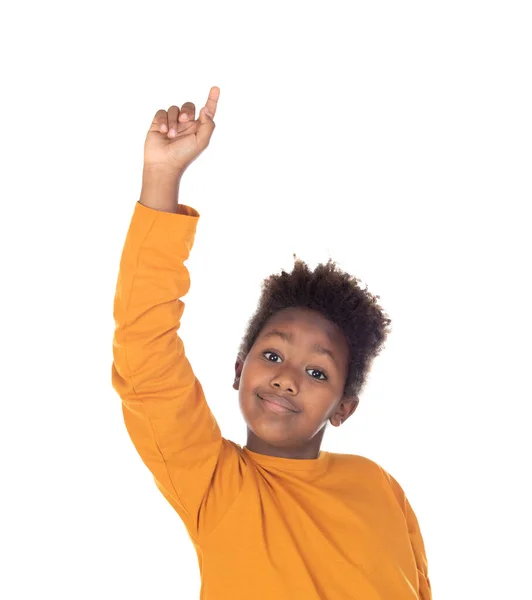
257,394,299,415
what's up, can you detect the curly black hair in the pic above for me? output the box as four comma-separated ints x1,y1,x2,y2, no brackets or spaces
237,255,392,399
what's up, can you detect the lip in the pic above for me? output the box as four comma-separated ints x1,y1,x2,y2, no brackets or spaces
258,393,300,414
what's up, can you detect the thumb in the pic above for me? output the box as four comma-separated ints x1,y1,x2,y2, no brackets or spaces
196,106,216,148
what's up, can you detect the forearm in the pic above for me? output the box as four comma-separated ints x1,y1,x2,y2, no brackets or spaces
139,167,183,214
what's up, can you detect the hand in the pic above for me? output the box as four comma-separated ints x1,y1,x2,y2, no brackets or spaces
143,86,220,176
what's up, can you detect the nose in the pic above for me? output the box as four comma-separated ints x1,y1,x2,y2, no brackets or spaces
273,381,294,393
271,368,298,394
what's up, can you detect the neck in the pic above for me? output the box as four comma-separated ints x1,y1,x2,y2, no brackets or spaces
245,428,325,459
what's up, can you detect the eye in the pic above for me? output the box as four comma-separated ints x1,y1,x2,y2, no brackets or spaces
262,351,328,381
307,368,327,381
263,350,281,363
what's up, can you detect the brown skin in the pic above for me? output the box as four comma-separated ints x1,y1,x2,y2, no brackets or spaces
233,307,359,459
143,86,220,177
139,88,220,214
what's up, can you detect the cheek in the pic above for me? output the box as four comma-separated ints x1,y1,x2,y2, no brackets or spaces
240,358,267,388
237,372,258,413
303,394,341,428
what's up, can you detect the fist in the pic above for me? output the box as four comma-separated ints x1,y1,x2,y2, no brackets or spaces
143,86,220,175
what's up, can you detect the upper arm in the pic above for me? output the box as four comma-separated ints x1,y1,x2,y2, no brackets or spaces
380,467,432,599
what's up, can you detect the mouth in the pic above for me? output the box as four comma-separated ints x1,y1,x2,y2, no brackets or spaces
257,393,300,414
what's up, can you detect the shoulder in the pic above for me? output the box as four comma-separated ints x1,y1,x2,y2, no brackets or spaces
327,450,386,472
327,452,406,498
327,451,391,480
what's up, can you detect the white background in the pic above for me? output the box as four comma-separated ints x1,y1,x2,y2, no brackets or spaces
1,1,530,598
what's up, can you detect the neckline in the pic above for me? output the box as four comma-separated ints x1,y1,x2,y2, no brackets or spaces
242,445,330,472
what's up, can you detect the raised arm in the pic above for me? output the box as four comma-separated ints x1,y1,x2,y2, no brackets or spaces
112,89,244,539
111,194,223,534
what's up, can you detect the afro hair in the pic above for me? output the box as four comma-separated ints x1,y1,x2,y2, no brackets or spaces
237,255,392,399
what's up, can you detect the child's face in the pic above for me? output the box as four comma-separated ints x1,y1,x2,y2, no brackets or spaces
234,307,359,458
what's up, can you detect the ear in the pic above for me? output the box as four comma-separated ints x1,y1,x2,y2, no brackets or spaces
233,352,246,390
329,395,359,427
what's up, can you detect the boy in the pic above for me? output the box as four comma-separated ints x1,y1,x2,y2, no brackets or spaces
112,86,432,599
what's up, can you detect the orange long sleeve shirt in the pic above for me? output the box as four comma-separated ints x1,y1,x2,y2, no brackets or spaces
112,201,432,600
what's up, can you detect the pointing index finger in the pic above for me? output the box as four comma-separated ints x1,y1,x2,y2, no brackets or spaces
205,86,220,118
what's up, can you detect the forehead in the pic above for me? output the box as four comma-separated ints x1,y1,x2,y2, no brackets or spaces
259,307,346,349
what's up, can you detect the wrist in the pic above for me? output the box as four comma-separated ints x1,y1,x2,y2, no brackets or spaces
140,167,183,214
142,164,184,183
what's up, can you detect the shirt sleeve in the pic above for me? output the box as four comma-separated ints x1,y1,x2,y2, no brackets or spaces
404,493,432,600
111,201,243,540
380,467,432,599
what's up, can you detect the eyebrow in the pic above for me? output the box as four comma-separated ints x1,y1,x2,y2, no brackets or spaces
261,329,338,366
